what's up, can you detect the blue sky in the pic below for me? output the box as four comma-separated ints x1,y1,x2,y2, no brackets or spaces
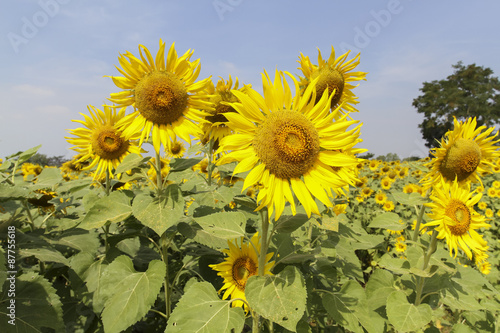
1,0,499,160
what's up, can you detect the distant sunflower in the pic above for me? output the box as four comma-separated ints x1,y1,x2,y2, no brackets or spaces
209,233,274,311
66,105,142,180
383,200,395,212
200,76,250,146
421,117,500,189
297,46,367,113
216,70,364,220
374,191,387,205
166,139,186,159
108,39,213,153
381,177,392,190
423,179,490,259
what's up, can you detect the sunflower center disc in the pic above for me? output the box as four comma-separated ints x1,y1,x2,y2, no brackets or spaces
446,199,471,236
232,256,257,291
440,138,481,182
92,127,130,160
134,71,188,125
253,111,320,179
314,67,345,106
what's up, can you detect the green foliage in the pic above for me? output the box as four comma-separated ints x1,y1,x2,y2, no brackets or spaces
1,147,500,332
413,61,500,148
166,281,245,332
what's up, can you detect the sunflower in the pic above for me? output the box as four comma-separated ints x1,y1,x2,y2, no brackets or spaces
28,189,57,212
383,200,395,212
166,139,186,158
477,201,487,210
485,208,494,218
361,186,374,198
21,163,43,181
209,233,274,311
107,40,213,153
66,105,143,180
487,187,497,198
200,76,250,147
374,191,387,205
380,177,392,190
423,179,490,259
421,117,500,189
368,160,379,171
297,46,367,113
216,70,364,220
395,241,407,253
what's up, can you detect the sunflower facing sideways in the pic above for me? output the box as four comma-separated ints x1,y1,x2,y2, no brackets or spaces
421,117,500,189
209,233,274,311
66,105,143,180
107,39,213,153
200,76,250,147
216,70,364,220
423,179,490,260
297,46,367,114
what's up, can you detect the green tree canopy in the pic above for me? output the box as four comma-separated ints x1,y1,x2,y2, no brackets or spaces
413,61,500,148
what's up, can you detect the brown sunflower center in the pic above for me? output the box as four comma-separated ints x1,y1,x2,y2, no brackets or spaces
134,71,188,125
232,256,258,291
170,142,182,155
313,67,345,107
445,199,471,236
439,138,481,182
253,111,320,179
91,127,130,160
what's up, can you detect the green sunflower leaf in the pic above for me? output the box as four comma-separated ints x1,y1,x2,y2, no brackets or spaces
368,212,405,231
194,211,246,240
100,256,165,333
0,272,64,332
391,191,426,206
79,191,132,229
386,290,432,332
166,281,245,333
115,153,150,174
132,184,184,236
30,167,63,190
245,266,307,332
169,157,203,172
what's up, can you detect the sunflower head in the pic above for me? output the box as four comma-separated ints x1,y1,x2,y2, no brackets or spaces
209,233,274,311
422,117,500,188
297,46,367,113
108,40,213,153
424,179,490,259
65,105,142,180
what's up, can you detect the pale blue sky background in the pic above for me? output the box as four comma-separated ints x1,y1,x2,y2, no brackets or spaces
1,0,499,160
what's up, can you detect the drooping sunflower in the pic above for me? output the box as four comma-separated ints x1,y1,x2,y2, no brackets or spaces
421,117,500,189
107,40,213,153
423,179,490,259
209,233,274,311
216,70,364,220
297,46,367,114
66,105,143,180
200,76,250,147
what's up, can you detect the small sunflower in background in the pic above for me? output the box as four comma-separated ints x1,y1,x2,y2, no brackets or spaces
383,200,395,212
209,233,274,311
200,76,250,148
423,179,490,260
216,70,364,220
374,191,387,205
297,46,367,113
421,117,500,189
380,177,392,190
28,189,57,212
66,105,143,180
165,139,186,159
107,39,213,153
21,163,43,181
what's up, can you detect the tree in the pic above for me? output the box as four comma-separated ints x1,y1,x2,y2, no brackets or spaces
413,61,500,148
27,153,68,167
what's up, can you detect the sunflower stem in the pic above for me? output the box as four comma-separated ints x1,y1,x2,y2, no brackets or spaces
207,138,214,186
258,209,270,277
155,151,164,197
160,232,174,320
21,200,35,231
105,168,111,196
415,229,439,306
412,203,427,242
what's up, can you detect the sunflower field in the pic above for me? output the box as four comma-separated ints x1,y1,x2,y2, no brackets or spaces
1,40,500,333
